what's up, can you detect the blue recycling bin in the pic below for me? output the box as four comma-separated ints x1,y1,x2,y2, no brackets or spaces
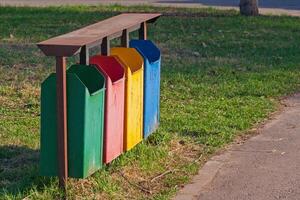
130,40,161,138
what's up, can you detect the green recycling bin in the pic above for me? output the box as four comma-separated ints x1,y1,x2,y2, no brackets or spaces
40,64,105,178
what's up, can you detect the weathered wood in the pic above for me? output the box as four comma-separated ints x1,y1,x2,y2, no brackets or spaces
56,56,68,191
37,13,160,56
79,45,89,65
101,37,110,56
139,22,147,40
121,29,129,47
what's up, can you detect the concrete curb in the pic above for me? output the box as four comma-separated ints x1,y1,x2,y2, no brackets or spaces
172,150,232,200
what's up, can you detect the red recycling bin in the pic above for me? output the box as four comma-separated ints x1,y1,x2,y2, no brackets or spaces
90,55,125,163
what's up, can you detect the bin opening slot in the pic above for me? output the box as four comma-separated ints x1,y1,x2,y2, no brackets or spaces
130,40,161,63
90,56,125,83
111,48,143,74
68,65,105,94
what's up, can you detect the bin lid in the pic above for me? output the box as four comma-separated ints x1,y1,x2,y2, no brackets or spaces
68,65,105,95
90,55,124,83
111,48,143,73
130,40,160,63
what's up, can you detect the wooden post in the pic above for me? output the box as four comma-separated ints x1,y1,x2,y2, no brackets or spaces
101,37,110,56
121,29,129,47
80,45,89,65
56,56,68,191
139,22,147,40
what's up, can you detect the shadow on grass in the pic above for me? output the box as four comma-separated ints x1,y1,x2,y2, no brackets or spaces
0,145,51,197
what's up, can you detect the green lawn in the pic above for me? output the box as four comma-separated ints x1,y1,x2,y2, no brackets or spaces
1,5,300,200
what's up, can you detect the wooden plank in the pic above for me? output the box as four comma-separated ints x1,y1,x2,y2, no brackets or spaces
56,56,68,191
38,13,161,56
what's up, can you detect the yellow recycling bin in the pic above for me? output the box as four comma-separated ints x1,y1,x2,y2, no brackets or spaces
111,48,143,151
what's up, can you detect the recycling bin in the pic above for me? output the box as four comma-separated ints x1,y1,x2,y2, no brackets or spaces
40,64,105,178
130,40,161,138
111,47,144,151
90,55,125,163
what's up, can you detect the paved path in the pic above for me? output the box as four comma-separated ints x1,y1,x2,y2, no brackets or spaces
1,0,300,16
174,93,300,200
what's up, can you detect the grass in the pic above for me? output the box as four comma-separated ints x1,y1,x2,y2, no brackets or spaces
1,4,300,199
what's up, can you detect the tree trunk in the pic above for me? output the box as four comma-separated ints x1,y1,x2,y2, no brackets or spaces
240,0,259,16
